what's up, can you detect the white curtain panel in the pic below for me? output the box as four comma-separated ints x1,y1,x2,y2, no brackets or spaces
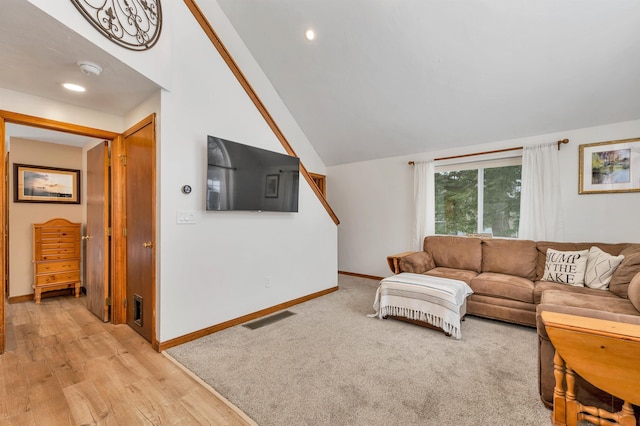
518,143,564,241
414,161,435,250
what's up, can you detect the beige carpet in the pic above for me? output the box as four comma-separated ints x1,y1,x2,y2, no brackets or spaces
167,275,551,425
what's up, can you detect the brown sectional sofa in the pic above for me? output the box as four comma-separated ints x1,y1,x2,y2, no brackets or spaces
388,235,640,413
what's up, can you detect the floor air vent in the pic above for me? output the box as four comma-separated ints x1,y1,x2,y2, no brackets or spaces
243,310,296,330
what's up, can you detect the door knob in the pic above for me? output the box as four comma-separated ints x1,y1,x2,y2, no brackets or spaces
143,241,154,248
81,235,92,240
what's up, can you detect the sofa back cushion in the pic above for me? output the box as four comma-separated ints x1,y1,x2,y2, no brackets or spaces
610,245,640,298
628,272,640,312
535,242,628,281
424,235,482,272
482,238,537,280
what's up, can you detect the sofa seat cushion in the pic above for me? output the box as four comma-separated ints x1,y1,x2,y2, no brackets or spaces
536,294,640,340
424,236,482,272
482,238,537,280
541,289,639,316
424,267,478,286
533,281,621,305
470,272,534,303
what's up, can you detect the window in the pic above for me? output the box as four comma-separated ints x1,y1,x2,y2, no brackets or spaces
434,157,521,238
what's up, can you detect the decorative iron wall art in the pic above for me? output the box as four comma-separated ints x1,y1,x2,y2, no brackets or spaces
70,0,162,51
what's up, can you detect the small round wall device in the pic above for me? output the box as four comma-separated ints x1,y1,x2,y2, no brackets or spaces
77,61,102,77
181,185,192,194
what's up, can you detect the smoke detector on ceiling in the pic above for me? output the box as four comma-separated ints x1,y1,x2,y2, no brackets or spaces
77,61,102,77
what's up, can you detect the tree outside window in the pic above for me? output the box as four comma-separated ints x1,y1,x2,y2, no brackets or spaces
435,164,521,238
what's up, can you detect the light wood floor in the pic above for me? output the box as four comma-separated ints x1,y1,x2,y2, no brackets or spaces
1,295,256,425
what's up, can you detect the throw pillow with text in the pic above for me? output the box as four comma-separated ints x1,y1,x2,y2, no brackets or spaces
542,248,589,286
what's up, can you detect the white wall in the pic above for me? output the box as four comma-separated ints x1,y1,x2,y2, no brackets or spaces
156,2,336,341
9,2,338,343
196,1,327,175
0,88,123,131
328,119,640,278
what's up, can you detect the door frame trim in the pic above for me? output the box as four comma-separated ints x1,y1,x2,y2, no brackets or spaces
112,114,158,349
0,110,119,354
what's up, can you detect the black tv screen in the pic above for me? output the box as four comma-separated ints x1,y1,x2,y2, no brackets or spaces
206,135,300,212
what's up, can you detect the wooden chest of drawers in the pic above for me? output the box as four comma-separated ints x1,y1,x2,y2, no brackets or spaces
32,218,82,304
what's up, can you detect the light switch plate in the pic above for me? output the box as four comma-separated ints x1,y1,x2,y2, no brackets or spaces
177,210,196,224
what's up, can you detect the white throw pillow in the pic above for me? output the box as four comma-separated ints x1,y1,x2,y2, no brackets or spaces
542,248,589,286
584,246,624,290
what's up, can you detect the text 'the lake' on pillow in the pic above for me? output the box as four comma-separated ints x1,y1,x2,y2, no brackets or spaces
542,248,589,286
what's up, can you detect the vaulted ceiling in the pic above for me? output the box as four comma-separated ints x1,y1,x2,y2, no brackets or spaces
216,0,640,165
2,1,640,166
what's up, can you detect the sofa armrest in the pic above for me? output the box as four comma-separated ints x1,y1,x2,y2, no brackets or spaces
387,251,435,274
387,252,417,274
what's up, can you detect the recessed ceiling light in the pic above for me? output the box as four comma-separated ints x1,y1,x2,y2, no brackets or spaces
305,29,315,41
62,83,86,92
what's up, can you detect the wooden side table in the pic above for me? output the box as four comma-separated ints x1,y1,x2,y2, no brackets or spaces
541,311,640,426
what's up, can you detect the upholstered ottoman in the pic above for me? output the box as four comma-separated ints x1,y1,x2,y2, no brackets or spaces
369,272,474,339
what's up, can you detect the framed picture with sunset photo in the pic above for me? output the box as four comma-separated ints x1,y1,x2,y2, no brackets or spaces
14,163,81,204
579,138,640,194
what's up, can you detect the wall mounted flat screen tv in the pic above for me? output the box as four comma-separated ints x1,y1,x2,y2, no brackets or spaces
206,135,300,212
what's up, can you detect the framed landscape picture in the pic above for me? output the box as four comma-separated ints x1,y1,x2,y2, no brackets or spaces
14,163,81,203
579,138,640,194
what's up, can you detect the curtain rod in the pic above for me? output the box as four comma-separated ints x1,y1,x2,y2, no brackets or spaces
408,138,569,165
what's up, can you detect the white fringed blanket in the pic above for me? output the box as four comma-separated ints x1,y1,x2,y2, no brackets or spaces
369,273,474,339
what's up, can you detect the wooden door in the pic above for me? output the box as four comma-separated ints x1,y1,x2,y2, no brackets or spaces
123,118,155,343
5,154,9,299
0,117,5,354
85,141,110,322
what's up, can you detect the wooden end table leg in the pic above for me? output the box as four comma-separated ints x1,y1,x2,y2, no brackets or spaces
34,288,41,305
565,366,578,426
74,283,81,298
619,401,636,426
553,350,567,426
